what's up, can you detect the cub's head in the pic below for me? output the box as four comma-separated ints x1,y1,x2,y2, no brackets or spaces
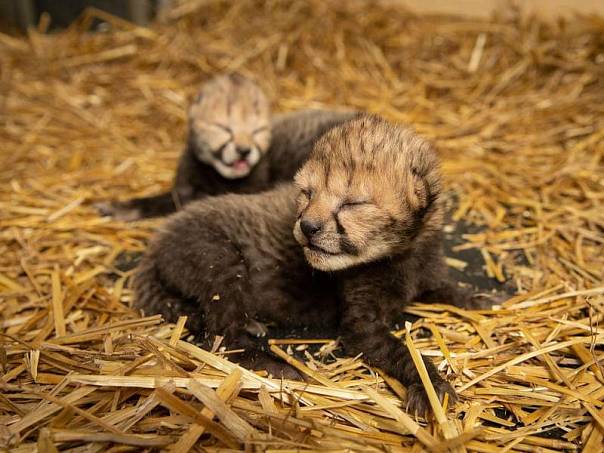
188,74,271,179
293,115,443,271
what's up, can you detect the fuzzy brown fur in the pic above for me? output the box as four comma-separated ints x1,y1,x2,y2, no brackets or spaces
133,115,485,415
98,74,358,220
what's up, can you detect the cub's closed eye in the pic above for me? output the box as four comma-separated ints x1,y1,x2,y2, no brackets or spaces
208,123,233,135
340,200,369,209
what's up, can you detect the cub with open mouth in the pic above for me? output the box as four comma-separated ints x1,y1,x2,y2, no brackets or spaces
97,73,357,220
133,115,487,415
188,74,268,180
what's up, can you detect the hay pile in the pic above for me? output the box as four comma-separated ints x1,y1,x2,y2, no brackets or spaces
1,0,603,450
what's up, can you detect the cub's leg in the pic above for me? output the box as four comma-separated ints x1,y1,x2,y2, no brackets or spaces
197,266,300,379
339,279,456,416
96,191,180,220
134,231,300,379
416,280,499,310
132,258,205,334
414,251,498,310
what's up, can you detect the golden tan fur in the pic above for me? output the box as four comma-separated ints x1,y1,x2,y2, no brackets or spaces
188,74,271,179
293,116,443,271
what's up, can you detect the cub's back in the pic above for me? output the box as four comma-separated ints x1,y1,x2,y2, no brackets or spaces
154,184,299,264
268,109,359,180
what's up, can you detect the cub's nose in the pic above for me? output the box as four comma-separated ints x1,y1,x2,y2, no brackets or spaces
300,219,322,239
237,147,251,159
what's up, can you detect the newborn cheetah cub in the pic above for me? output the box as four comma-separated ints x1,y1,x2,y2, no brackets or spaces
98,73,356,220
134,115,480,415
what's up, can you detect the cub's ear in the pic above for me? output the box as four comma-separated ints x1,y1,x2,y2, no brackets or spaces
408,166,431,212
406,138,441,212
403,168,436,240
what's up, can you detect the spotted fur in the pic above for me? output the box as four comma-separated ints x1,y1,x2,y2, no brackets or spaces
133,115,486,415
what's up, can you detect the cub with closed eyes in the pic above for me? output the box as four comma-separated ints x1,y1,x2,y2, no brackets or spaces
133,115,489,415
97,73,357,220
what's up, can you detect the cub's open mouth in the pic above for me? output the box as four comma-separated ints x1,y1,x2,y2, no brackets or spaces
227,159,251,171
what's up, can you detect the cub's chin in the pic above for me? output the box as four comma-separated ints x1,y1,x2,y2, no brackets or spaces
302,246,360,271
294,226,395,271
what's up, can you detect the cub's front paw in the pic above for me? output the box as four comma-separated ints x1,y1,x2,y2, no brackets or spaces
466,292,505,310
406,379,457,417
252,355,304,381
94,201,142,221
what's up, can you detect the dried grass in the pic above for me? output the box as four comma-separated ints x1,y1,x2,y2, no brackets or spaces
1,0,604,450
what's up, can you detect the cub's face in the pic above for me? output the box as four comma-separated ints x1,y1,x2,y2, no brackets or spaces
189,74,271,179
293,115,442,272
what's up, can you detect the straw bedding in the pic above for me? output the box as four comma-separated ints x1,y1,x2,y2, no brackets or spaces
1,0,603,450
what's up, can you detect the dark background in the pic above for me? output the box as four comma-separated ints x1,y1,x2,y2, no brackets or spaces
0,0,163,33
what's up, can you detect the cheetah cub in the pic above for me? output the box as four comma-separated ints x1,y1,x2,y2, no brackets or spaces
98,73,357,220
133,115,485,415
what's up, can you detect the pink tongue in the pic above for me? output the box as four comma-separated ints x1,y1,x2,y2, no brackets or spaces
233,160,249,171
